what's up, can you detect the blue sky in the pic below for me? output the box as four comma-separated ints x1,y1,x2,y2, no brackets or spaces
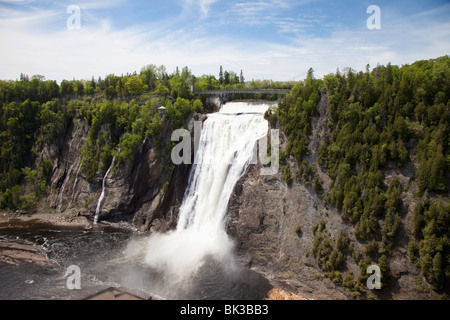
0,0,449,82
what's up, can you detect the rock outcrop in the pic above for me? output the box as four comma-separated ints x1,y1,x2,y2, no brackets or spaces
32,99,437,300
227,160,353,299
0,240,56,268
226,94,435,300
38,116,197,232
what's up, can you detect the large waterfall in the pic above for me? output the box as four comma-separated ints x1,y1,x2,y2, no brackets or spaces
143,102,272,281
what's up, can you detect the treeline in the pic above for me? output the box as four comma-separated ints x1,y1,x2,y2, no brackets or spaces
0,65,293,104
272,57,449,295
0,98,73,209
0,66,294,106
0,65,197,103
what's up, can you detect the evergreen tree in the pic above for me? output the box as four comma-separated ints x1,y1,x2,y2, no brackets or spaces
91,76,96,89
240,69,245,83
432,252,444,290
219,65,224,85
224,71,230,85
307,67,314,80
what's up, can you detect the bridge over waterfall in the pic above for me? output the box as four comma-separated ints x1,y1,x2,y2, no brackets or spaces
192,89,290,95
192,88,290,106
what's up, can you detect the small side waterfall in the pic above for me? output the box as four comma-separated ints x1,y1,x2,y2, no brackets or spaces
94,153,117,224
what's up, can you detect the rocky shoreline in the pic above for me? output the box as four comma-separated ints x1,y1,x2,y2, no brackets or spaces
0,239,56,268
0,211,305,301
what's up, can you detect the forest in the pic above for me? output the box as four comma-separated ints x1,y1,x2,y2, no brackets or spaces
0,56,449,296
271,56,449,295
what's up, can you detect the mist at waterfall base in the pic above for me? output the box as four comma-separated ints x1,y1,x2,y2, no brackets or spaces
0,220,270,300
126,102,273,295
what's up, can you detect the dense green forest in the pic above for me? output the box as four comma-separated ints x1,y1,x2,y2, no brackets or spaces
270,56,449,296
1,56,449,296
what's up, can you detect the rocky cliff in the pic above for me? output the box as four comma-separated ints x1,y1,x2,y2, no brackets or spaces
36,115,200,233
32,97,440,300
227,125,356,300
227,94,436,300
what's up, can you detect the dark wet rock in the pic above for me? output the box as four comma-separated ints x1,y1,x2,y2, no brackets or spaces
0,240,56,268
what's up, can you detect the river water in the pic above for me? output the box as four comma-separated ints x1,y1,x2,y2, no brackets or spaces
0,219,271,300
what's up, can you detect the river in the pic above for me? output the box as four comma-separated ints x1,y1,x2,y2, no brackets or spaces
0,102,275,300
0,219,271,300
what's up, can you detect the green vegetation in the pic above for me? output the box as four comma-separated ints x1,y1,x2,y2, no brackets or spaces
410,200,449,290
196,66,293,101
0,65,203,210
311,221,366,296
281,57,449,294
0,63,289,212
0,56,448,295
279,68,321,163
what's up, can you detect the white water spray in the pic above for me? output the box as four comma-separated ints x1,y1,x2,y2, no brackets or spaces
94,153,117,224
144,102,271,281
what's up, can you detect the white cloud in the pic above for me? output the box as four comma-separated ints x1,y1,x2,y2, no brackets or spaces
0,1,449,82
199,0,217,16
0,7,58,28
179,0,218,17
77,0,128,10
228,0,324,36
231,1,277,26
0,0,35,3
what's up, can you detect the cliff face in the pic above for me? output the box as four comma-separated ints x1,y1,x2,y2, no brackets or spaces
228,163,351,299
35,98,436,300
227,93,433,300
38,116,194,232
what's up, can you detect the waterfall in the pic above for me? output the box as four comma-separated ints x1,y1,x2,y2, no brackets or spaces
94,153,117,224
176,112,268,231
144,102,270,280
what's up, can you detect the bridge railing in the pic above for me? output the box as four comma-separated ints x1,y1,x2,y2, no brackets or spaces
192,89,290,95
